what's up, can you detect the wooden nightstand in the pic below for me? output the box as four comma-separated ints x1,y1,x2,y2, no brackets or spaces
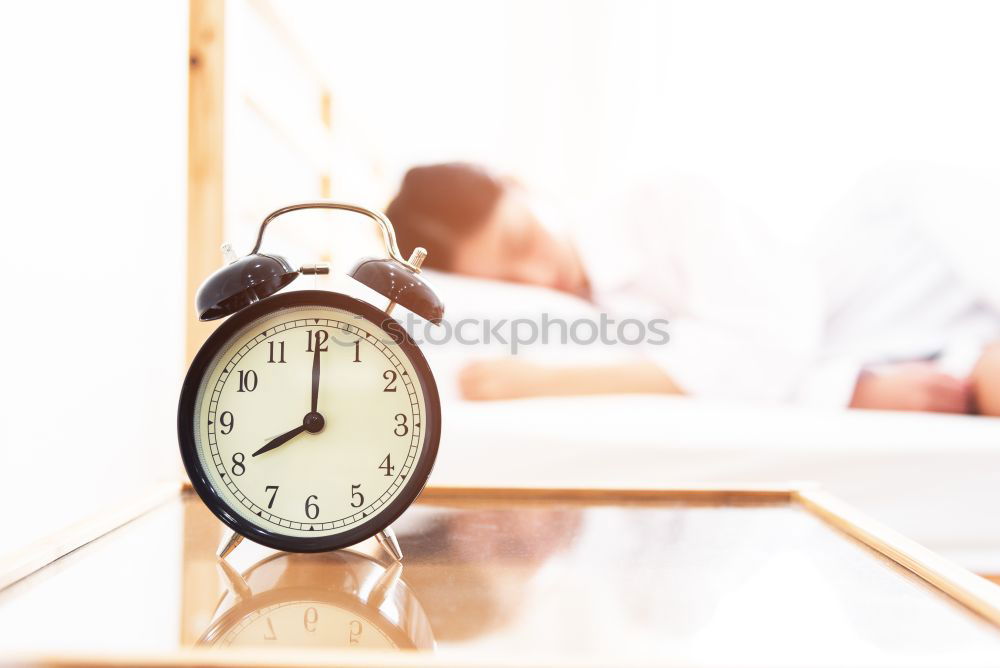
2,483,1000,666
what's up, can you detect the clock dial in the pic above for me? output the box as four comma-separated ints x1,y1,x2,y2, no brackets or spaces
180,291,440,552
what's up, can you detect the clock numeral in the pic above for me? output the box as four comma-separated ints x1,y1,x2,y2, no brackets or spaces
349,620,363,645
263,617,277,641
305,329,329,352
231,452,246,476
304,494,319,520
353,340,362,363
237,369,258,392
267,340,286,363
219,411,234,435
379,454,395,476
304,607,318,632
394,413,409,436
383,369,398,392
265,485,279,509
351,484,364,508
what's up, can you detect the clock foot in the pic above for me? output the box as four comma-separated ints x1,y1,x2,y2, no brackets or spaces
376,527,403,561
218,531,245,559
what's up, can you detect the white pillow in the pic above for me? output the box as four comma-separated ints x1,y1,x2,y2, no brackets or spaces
416,271,639,400
422,270,600,321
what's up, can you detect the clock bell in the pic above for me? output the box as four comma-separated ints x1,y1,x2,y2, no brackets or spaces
194,201,445,325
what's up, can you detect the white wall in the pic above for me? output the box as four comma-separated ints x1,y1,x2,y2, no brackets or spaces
0,2,188,556
275,0,1000,244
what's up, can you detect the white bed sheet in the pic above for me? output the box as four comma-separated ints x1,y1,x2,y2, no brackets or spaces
430,394,1000,572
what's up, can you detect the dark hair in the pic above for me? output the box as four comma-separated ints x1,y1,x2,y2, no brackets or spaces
385,163,505,270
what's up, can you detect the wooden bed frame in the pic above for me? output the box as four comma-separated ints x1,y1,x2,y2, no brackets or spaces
187,0,337,365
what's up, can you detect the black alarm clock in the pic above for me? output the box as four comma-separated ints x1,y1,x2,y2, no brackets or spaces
178,202,443,559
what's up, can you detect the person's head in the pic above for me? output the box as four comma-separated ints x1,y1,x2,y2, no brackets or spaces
386,163,589,297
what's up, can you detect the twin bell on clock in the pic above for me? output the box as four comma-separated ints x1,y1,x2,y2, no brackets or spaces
178,202,444,562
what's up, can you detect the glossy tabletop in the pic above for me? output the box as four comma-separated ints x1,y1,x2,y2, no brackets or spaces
1,488,1000,666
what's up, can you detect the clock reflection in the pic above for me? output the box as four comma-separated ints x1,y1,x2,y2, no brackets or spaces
198,550,434,650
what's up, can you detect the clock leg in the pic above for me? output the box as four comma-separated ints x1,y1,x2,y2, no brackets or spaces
218,531,245,559
376,526,403,561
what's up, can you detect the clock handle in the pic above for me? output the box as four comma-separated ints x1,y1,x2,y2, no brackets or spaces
248,200,445,324
250,201,420,272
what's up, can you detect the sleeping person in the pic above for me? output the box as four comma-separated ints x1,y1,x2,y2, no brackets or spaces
384,163,1000,415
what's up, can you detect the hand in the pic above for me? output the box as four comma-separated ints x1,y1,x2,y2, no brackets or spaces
252,424,308,457
850,363,972,414
458,358,680,400
311,333,321,413
254,334,327,457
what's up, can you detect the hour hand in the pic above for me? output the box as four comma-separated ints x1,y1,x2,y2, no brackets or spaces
252,424,307,457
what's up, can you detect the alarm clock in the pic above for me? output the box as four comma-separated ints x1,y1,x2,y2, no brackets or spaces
178,202,443,559
199,550,434,650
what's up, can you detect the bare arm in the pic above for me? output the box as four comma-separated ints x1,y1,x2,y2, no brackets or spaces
971,342,1000,416
848,362,972,414
459,359,683,401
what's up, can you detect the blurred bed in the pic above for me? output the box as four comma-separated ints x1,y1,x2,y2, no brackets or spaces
416,271,1000,574
192,0,1000,576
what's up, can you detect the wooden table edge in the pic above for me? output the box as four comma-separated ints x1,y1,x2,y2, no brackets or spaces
793,485,1000,627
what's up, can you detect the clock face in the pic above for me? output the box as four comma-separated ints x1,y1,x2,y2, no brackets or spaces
179,291,441,552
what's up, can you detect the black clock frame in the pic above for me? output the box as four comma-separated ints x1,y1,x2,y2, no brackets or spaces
178,290,441,553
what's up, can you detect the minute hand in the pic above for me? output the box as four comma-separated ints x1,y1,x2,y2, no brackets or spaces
311,336,321,413
252,424,307,457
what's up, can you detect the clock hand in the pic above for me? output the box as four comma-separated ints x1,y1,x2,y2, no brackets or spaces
251,424,307,457
311,334,321,413
252,335,325,459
